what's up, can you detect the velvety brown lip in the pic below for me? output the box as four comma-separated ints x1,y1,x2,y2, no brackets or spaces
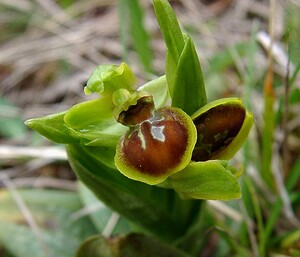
192,104,245,161
121,108,189,176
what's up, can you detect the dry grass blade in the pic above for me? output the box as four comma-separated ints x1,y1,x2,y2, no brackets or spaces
10,177,77,191
0,145,67,160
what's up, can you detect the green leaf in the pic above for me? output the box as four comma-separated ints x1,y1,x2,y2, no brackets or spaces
0,189,97,257
119,0,130,63
286,157,300,191
167,160,242,200
153,0,184,63
84,62,136,96
82,145,117,169
127,0,153,72
66,144,201,242
25,112,80,144
75,233,189,257
0,97,26,138
171,34,207,115
78,183,131,235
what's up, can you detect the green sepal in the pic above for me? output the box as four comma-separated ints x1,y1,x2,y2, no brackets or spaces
84,62,136,96
64,97,114,129
167,160,242,200
63,97,127,148
25,112,80,144
153,0,207,115
170,34,207,115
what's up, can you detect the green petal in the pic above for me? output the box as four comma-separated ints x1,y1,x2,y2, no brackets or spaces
167,160,242,200
137,75,169,109
84,62,136,96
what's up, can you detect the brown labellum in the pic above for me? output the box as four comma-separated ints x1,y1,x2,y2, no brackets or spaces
115,99,196,185
122,108,188,175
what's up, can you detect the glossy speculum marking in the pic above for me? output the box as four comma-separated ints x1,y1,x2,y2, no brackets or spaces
192,104,245,161
121,108,189,176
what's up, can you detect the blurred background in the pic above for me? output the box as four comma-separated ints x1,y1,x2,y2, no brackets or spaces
0,0,300,256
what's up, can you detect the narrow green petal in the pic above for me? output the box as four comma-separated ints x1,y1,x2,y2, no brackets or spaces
84,62,136,96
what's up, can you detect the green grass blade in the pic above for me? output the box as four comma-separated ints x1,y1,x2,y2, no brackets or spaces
286,157,300,191
261,71,276,189
120,0,153,72
118,0,130,63
259,199,282,257
153,0,184,63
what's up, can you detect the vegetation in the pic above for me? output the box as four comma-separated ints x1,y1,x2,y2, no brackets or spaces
0,0,299,256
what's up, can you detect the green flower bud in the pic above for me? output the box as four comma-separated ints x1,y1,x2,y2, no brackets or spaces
191,97,253,161
114,91,197,185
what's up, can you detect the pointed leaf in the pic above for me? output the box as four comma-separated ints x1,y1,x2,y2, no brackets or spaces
78,183,131,234
64,97,114,129
67,144,200,242
153,0,184,63
153,0,207,114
